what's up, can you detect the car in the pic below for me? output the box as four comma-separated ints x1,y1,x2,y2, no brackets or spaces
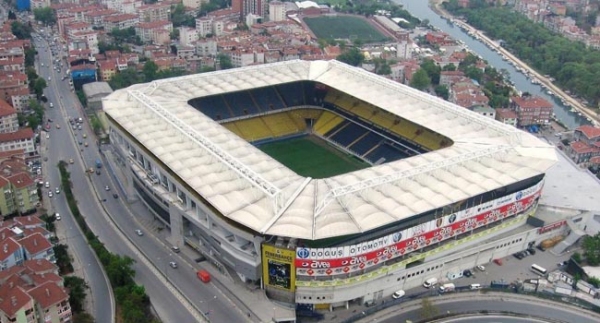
96,170,101,175
105,186,110,191
69,158,74,164
169,261,178,269
135,229,143,236
513,252,524,260
47,77,51,81
56,124,60,129
527,248,536,255
463,269,473,277
172,246,181,253
45,182,50,188
55,213,61,221
83,133,87,138
84,142,88,147
78,141,83,145
392,289,405,299
48,191,53,197
113,194,119,199
55,187,60,194
46,134,50,139
78,125,82,130
476,265,486,271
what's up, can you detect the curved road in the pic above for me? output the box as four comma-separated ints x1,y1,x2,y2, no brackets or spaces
34,32,248,323
367,295,600,323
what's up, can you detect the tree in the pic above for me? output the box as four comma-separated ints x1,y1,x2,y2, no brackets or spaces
33,7,56,25
53,244,74,275
24,48,36,67
64,276,89,313
218,54,233,70
435,85,449,100
32,78,47,97
90,115,103,134
410,69,431,91
336,47,364,67
421,59,441,84
142,61,158,81
8,10,16,20
171,3,195,27
109,68,141,90
582,233,600,266
419,297,439,320
106,254,136,287
72,313,95,323
10,21,32,39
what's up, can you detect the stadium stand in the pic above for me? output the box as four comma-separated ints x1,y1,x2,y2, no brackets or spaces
250,86,285,111
228,118,273,142
225,91,260,116
263,112,307,137
313,111,344,135
366,142,410,163
350,132,382,156
328,122,366,147
189,95,230,120
275,82,307,107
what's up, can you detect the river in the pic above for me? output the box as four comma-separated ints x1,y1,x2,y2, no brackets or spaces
393,0,587,130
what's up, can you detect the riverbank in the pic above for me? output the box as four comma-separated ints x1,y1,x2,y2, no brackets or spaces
427,0,600,128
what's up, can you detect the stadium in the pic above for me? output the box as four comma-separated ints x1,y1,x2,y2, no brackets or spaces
102,60,557,311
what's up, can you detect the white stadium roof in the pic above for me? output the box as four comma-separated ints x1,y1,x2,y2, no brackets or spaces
103,60,557,240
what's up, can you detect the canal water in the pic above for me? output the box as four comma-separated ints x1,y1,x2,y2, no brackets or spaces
394,0,587,129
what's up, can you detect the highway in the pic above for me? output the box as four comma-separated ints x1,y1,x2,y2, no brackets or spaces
33,33,247,323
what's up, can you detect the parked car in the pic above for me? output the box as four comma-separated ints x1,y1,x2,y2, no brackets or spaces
55,213,61,221
463,269,473,277
105,186,110,191
392,290,405,299
476,265,486,271
135,229,143,236
172,246,181,253
169,261,178,269
55,187,60,194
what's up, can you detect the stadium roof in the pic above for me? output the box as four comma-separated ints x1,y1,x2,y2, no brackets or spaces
103,60,557,241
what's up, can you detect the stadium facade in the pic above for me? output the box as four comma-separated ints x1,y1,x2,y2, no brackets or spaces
102,60,558,309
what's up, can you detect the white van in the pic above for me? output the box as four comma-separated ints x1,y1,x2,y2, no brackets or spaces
392,290,405,299
469,283,482,290
423,277,438,288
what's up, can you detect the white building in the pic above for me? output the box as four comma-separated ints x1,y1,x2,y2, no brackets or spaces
0,100,19,134
0,128,35,154
195,17,213,37
269,1,286,22
194,38,217,57
183,0,203,10
30,0,50,10
179,27,199,47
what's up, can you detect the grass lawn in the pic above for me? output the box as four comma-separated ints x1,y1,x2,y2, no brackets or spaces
258,136,368,179
304,16,389,43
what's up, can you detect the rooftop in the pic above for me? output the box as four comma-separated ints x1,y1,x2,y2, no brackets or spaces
18,233,52,256
26,282,68,310
576,125,600,140
103,60,557,240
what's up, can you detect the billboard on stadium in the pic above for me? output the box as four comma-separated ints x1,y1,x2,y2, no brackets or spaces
262,244,296,291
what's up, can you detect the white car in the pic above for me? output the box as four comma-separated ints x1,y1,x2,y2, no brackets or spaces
55,213,61,221
135,229,143,236
45,182,50,188
48,191,53,198
105,186,110,191
169,261,178,269
55,187,60,194
476,265,486,271
392,290,405,299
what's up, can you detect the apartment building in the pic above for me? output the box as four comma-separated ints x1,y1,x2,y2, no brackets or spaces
510,95,553,127
0,283,35,323
30,0,50,10
0,56,24,73
495,108,518,128
6,173,39,215
135,21,173,44
103,13,139,31
0,100,19,134
28,282,71,323
179,27,198,47
269,1,286,22
0,237,24,270
138,2,171,23
194,38,217,57
0,128,35,155
98,60,117,81
83,9,119,28
18,233,53,263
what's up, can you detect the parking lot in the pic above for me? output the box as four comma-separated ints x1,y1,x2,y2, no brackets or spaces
449,247,576,287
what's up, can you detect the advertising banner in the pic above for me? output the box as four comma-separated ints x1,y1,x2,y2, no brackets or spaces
296,182,543,277
262,244,296,291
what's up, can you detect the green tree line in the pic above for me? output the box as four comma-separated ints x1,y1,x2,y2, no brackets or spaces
444,0,600,107
58,162,159,323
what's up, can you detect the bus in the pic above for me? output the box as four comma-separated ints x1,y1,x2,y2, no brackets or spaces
531,264,547,275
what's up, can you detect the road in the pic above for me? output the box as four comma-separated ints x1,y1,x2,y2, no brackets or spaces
375,297,600,323
33,33,247,323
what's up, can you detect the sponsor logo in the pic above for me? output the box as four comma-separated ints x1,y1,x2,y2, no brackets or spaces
296,248,310,259
393,232,402,242
449,214,457,223
516,191,523,201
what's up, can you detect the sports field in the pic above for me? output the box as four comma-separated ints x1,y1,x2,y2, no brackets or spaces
258,136,368,178
304,16,389,43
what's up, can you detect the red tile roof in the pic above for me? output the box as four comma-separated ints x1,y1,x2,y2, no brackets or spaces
6,172,34,189
18,233,52,256
0,128,34,143
0,284,32,318
0,99,16,117
26,282,68,310
0,264,25,283
0,237,21,262
30,272,62,286
13,215,43,228
496,108,518,119
23,259,58,275
511,96,553,109
569,141,600,154
576,125,600,140
590,156,600,164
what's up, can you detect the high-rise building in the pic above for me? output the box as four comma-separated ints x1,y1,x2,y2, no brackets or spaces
269,1,286,22
232,0,267,20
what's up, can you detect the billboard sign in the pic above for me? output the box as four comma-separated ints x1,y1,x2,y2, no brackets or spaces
262,244,296,291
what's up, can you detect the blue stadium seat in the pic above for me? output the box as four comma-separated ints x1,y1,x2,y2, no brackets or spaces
366,143,409,163
302,81,317,105
275,83,306,107
328,122,366,147
250,87,285,111
223,91,259,116
189,95,230,120
350,132,382,156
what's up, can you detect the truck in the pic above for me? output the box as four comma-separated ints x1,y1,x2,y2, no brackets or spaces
95,159,102,168
438,283,455,293
539,235,564,251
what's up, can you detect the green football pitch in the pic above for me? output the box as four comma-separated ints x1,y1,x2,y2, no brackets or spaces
258,136,369,178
